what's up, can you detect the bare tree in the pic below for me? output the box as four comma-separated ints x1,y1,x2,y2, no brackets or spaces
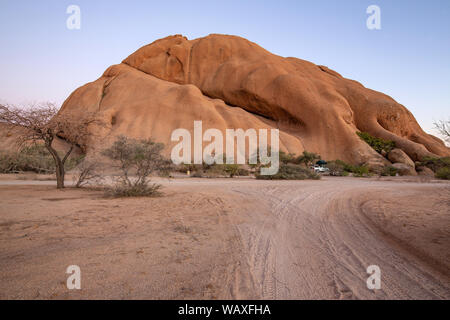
434,119,450,143
0,102,98,188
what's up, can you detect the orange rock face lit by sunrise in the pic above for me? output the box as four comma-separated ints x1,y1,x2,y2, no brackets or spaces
59,34,450,167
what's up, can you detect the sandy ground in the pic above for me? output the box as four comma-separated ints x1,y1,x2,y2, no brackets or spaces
0,176,449,299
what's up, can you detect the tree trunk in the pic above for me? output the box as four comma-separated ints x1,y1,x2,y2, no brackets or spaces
55,159,65,189
45,143,65,189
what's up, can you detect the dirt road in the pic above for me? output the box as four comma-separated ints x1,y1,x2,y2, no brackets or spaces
228,178,450,299
0,177,449,299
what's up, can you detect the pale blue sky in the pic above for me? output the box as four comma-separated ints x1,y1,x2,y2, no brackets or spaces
0,0,449,134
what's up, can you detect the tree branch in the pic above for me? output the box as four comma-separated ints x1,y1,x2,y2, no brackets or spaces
62,144,74,164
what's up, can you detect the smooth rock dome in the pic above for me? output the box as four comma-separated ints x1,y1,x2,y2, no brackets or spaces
59,34,450,166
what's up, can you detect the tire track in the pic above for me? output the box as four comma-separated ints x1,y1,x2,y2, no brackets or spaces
229,178,450,299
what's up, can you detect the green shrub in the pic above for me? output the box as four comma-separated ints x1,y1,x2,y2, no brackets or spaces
223,164,240,177
418,157,450,173
188,169,202,177
327,160,347,176
326,159,371,177
185,162,249,178
237,168,249,176
435,167,450,180
381,166,398,176
0,145,80,174
351,165,370,177
418,157,450,180
295,151,321,167
0,153,17,173
327,160,353,176
256,163,320,180
0,147,54,173
102,136,170,197
336,159,357,172
175,164,190,173
327,160,355,175
357,132,395,154
279,151,297,164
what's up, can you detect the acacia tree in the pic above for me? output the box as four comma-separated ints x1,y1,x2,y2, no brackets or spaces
434,119,450,144
0,102,98,188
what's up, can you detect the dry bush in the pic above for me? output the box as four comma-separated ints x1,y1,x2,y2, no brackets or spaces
326,161,349,176
0,144,81,174
72,159,104,188
434,119,450,144
185,163,249,178
256,163,320,180
104,183,162,198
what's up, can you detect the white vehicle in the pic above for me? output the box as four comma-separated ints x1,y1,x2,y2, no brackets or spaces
311,165,329,173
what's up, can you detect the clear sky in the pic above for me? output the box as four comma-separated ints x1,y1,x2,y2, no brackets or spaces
0,0,449,134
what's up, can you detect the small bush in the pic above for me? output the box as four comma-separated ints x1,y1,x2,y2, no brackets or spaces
341,170,350,176
0,153,17,173
266,150,321,167
381,166,398,176
295,151,321,167
256,163,320,180
326,160,347,176
102,136,170,197
104,182,162,198
327,160,354,176
185,162,249,178
357,132,395,154
237,168,249,176
72,160,103,188
279,151,297,164
0,144,80,174
0,146,53,173
327,159,371,177
418,157,450,173
351,165,370,177
435,167,450,180
191,170,204,178
336,159,356,172
223,164,240,177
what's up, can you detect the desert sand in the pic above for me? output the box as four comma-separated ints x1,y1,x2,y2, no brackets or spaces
0,177,449,299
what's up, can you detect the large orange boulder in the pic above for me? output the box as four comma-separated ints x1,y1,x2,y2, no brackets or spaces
59,34,449,165
388,148,415,168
